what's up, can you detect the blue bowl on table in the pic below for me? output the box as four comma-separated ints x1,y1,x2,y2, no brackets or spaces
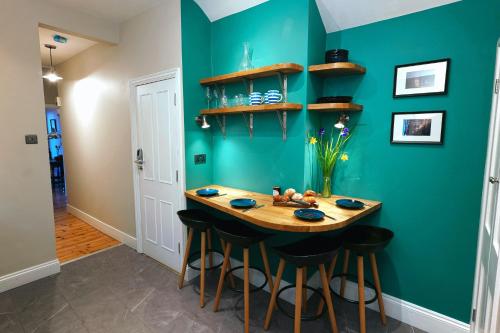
196,188,219,197
336,199,365,210
230,198,256,209
294,208,325,221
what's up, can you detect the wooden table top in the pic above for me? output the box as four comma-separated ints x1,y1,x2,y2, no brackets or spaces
185,185,382,232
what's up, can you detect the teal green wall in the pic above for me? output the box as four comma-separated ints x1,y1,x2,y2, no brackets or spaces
322,0,500,322
181,0,213,189
181,0,500,323
210,0,310,194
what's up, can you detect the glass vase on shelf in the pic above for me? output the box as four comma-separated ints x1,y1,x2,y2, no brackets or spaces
239,42,253,71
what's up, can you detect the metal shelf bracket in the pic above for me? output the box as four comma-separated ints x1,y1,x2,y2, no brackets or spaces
215,115,226,139
276,73,288,102
276,111,287,141
242,113,254,139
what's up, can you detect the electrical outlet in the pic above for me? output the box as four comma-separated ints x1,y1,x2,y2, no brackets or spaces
25,135,38,144
194,154,206,165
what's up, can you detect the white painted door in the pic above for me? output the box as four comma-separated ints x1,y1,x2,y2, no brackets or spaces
135,78,182,272
472,45,500,333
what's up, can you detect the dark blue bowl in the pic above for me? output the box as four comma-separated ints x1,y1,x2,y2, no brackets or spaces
336,199,365,210
196,188,219,197
294,208,325,221
230,198,256,208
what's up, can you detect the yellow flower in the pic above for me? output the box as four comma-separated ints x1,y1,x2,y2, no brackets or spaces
309,137,317,145
340,153,349,161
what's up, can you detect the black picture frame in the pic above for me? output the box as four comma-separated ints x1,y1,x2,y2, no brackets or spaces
393,58,450,98
390,111,446,145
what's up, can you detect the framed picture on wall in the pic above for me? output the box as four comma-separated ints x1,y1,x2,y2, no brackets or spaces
390,111,446,144
393,59,450,98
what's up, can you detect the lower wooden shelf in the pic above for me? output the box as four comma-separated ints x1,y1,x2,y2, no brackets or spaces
308,103,363,112
200,103,302,115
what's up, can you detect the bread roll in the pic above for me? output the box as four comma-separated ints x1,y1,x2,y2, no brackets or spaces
292,193,303,201
304,190,317,197
303,196,317,204
283,188,296,198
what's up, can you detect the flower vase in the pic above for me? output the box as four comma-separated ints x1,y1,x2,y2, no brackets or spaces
321,174,332,198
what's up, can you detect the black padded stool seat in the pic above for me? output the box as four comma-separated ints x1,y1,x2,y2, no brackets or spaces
177,209,214,231
343,225,394,254
273,235,342,267
214,220,272,248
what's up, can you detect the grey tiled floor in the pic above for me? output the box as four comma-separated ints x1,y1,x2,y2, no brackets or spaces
0,245,426,333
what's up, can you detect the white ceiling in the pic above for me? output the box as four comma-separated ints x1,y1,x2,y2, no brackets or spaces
316,0,461,33
39,27,97,66
194,0,269,22
192,0,460,32
42,0,162,23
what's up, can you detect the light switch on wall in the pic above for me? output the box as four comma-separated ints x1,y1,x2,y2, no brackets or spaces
25,135,38,144
194,154,206,164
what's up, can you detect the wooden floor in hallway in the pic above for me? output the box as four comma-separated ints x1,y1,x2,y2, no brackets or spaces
54,208,121,263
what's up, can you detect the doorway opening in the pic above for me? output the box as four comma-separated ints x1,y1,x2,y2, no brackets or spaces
39,26,120,263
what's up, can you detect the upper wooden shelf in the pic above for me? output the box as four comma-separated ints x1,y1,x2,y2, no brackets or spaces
201,103,302,115
308,103,363,112
200,63,304,85
308,62,366,76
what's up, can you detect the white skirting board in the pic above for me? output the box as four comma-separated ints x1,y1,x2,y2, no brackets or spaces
188,256,470,333
66,205,137,249
0,259,60,293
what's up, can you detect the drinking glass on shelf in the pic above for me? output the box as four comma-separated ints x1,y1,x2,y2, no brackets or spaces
213,88,219,109
220,94,229,108
205,87,212,110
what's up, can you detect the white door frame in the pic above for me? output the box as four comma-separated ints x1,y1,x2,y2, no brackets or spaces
471,39,500,332
129,68,186,264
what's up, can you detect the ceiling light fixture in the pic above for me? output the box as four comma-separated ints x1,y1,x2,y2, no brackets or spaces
42,44,63,83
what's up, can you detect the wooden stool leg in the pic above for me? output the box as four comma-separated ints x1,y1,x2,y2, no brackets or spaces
259,242,274,294
369,253,387,325
178,228,194,289
213,242,233,312
316,254,338,315
219,238,236,288
319,264,339,333
357,256,366,333
207,228,214,269
302,267,308,312
294,267,304,333
264,259,286,330
200,231,206,308
340,249,350,297
243,248,250,333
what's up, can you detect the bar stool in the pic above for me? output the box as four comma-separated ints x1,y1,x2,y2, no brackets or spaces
177,209,233,308
336,225,394,333
212,220,274,333
264,235,342,333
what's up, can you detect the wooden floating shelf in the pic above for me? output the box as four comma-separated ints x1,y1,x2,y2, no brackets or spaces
308,103,363,112
200,63,303,85
201,103,303,115
308,62,366,76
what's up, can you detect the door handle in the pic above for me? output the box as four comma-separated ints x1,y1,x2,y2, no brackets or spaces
489,176,499,184
135,148,144,169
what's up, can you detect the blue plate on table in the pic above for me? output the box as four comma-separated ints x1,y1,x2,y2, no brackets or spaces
196,188,219,197
294,208,325,221
336,199,365,210
230,198,256,209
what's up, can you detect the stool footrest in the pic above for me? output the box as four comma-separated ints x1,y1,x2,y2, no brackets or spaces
276,285,326,321
225,265,267,293
187,250,224,271
330,273,378,305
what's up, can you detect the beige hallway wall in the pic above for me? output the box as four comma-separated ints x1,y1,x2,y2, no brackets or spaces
0,0,118,277
56,0,182,237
